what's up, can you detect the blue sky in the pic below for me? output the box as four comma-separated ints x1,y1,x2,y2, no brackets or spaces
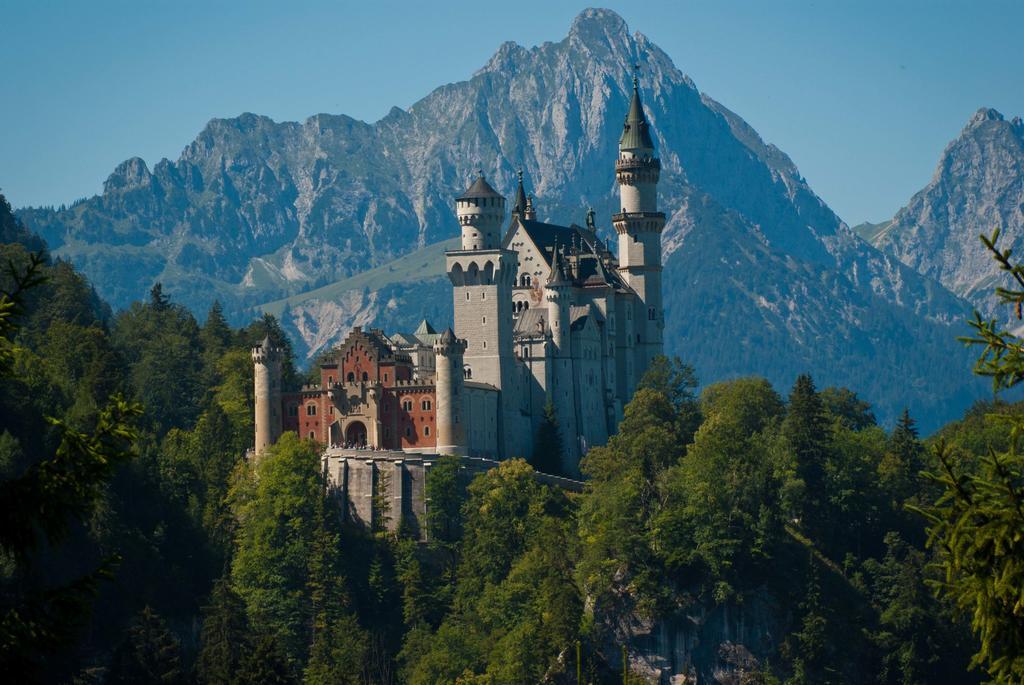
1,0,1021,225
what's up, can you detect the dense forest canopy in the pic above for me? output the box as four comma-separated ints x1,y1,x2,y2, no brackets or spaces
1,191,1021,684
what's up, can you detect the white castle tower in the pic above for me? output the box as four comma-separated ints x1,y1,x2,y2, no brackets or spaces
251,335,282,455
545,246,580,472
446,175,529,458
433,327,467,455
613,74,665,371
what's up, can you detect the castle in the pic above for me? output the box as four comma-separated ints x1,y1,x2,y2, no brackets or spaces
252,76,664,477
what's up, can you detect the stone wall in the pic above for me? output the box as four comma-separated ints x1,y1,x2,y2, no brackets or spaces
322,449,582,539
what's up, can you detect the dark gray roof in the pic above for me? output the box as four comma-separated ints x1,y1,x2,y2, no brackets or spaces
620,79,655,150
512,170,527,215
458,175,503,200
510,219,597,265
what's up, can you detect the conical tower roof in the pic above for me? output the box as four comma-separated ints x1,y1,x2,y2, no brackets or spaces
458,174,503,200
547,244,571,287
619,75,655,150
512,169,528,216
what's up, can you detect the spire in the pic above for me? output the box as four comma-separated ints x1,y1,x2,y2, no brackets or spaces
620,68,655,150
547,243,570,287
512,168,528,217
524,194,536,221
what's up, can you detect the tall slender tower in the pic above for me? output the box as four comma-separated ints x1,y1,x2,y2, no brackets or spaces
613,73,665,371
446,174,525,458
545,247,579,471
433,327,467,455
252,335,282,455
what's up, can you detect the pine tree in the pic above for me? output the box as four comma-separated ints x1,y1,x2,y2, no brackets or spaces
915,228,1024,682
107,606,184,685
304,490,367,685
879,409,925,506
237,635,296,685
785,564,831,685
530,400,565,476
201,300,232,355
149,282,170,311
196,579,250,685
783,374,829,534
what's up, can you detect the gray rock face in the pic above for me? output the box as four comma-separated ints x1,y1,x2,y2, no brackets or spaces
18,7,987,430
869,108,1024,316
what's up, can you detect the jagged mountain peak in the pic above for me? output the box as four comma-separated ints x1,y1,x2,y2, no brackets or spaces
869,106,1024,315
17,10,987,431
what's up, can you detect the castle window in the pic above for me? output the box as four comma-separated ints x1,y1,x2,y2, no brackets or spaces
405,426,412,438
329,406,334,415
309,431,315,439
384,373,389,382
466,292,470,301
482,292,486,300
402,399,413,411
328,375,334,385
347,372,355,382
362,372,369,381
424,426,430,437
306,405,317,416
421,399,432,411
482,340,487,349
648,307,655,321
482,316,486,324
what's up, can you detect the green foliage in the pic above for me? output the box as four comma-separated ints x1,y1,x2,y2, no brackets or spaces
237,634,297,685
107,606,184,685
196,579,250,685
530,400,565,476
0,248,143,680
784,374,830,532
656,378,785,601
913,229,1024,684
230,432,321,665
406,460,580,684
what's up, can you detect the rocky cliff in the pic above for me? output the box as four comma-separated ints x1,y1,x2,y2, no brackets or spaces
864,108,1024,317
19,8,987,429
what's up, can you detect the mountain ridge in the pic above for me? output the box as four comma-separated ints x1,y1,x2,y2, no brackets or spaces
18,7,986,429
864,106,1024,316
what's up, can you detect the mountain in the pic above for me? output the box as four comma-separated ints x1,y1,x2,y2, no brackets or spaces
864,108,1024,317
19,8,987,430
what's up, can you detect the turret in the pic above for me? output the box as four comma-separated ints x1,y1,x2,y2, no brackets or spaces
613,72,666,369
433,328,467,455
511,169,528,221
546,246,572,354
252,335,283,455
456,174,505,250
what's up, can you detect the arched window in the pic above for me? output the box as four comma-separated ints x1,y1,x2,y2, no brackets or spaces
306,405,317,416
424,426,430,437
362,372,369,381
402,399,413,411
347,372,355,382
421,399,432,411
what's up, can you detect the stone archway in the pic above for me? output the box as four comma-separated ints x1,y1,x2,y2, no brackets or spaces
345,421,367,448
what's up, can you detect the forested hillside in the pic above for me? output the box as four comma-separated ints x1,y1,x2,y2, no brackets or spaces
6,191,1022,683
